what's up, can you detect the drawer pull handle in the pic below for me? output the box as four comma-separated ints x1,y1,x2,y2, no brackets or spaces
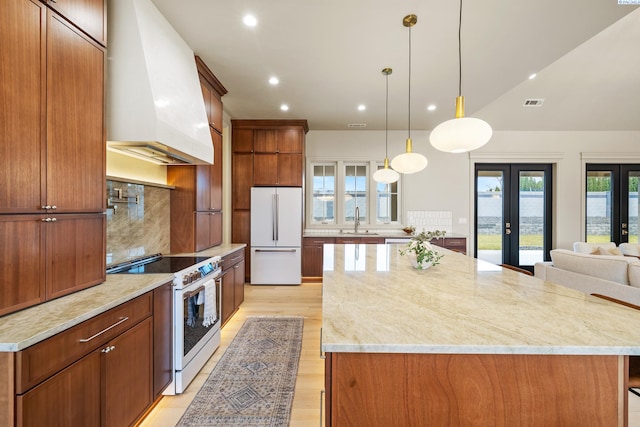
101,345,116,353
79,317,129,343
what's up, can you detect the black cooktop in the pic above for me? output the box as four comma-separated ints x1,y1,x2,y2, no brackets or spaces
107,255,213,274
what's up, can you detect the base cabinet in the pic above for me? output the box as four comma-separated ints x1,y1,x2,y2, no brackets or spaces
221,249,245,326
7,290,164,427
325,352,622,426
302,237,335,280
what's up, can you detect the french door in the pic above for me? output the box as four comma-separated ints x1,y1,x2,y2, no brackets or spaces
475,164,553,272
585,164,639,244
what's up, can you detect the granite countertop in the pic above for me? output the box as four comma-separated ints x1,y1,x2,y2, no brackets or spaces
303,229,467,238
1,243,246,352
321,243,640,355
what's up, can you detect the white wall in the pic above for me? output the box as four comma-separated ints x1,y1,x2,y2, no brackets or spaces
306,129,640,251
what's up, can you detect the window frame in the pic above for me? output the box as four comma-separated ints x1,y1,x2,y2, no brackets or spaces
306,158,402,229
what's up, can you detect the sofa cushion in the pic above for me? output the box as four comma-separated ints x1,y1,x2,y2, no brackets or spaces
573,241,617,254
550,249,634,285
629,262,640,289
620,243,640,257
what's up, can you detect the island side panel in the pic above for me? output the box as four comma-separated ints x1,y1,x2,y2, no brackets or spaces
329,352,624,427
0,352,15,426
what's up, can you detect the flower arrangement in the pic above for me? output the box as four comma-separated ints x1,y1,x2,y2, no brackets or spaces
399,230,446,269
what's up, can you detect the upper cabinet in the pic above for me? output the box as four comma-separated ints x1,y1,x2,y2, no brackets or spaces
169,57,227,253
1,0,106,215
42,0,107,46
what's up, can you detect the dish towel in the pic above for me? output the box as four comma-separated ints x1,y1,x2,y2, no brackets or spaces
186,296,198,327
201,278,217,328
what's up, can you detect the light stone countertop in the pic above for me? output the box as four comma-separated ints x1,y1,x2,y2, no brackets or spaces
0,274,172,351
322,243,640,355
1,243,246,352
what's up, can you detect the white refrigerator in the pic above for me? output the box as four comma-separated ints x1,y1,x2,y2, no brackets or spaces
250,187,302,285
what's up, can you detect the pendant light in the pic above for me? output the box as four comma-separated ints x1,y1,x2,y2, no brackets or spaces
391,14,428,175
429,0,492,153
373,68,400,184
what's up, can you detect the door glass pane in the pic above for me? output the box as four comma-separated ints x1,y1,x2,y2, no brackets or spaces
519,171,545,266
477,170,503,264
629,172,639,244
376,167,398,224
344,164,367,223
311,164,335,223
586,171,612,243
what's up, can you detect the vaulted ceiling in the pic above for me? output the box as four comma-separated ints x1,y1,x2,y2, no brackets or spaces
149,0,640,132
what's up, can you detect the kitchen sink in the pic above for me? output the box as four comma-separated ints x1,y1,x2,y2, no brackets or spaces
343,232,379,235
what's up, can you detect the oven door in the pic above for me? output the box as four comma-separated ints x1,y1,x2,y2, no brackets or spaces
175,274,221,371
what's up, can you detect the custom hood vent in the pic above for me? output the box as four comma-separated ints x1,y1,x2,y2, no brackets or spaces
106,0,213,165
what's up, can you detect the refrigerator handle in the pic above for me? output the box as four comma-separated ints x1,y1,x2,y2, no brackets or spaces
272,194,277,241
275,194,279,241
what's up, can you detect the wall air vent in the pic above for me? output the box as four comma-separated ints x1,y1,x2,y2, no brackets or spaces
523,99,544,107
347,123,367,128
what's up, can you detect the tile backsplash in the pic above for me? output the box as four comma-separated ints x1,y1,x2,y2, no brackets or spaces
406,210,453,234
106,179,170,265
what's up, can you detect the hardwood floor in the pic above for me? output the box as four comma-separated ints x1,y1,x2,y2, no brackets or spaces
139,282,640,427
139,283,324,427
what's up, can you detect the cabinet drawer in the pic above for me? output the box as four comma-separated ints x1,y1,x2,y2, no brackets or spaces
443,238,466,247
303,237,336,247
222,249,245,270
15,292,153,394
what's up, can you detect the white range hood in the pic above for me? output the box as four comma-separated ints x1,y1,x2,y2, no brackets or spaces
106,0,213,165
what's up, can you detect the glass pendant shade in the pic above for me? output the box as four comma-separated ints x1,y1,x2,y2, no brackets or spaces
373,158,400,184
391,138,428,174
430,96,492,153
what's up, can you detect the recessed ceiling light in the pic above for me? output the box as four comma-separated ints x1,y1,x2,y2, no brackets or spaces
243,14,257,27
358,104,366,111
269,77,279,85
280,104,289,111
427,104,437,111
528,73,537,80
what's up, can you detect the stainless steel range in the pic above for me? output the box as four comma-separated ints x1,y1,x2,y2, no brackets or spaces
107,254,222,394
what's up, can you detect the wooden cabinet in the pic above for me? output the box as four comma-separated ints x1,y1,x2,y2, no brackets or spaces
253,128,304,186
220,249,245,326
42,0,106,46
153,282,173,398
170,58,226,253
0,214,105,317
431,237,467,255
1,0,105,215
231,120,309,281
13,293,155,427
0,0,106,316
302,237,335,280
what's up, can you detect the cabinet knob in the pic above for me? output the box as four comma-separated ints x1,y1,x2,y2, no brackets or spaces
101,345,116,354
41,217,57,222
41,205,51,210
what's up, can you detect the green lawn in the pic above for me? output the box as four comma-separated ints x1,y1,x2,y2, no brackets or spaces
477,234,637,250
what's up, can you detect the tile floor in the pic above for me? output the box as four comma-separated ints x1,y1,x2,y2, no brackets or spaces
139,282,640,426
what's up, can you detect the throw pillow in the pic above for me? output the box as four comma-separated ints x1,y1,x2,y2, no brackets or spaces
592,247,624,256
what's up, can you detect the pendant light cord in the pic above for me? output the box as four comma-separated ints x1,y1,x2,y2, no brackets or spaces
458,0,463,97
385,72,389,158
408,23,412,139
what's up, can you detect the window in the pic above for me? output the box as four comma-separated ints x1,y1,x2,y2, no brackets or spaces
308,160,401,227
344,164,367,223
375,165,399,223
311,164,335,223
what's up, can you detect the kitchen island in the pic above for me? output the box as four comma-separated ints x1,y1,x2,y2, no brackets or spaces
322,244,640,426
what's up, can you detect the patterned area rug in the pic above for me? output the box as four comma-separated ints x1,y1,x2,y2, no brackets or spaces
177,316,304,427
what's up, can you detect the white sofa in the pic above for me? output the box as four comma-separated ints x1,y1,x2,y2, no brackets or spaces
535,248,640,306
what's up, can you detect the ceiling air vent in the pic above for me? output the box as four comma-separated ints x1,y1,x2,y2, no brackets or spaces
347,123,367,128
523,99,544,107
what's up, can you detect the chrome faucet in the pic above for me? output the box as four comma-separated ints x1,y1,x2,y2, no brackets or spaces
355,206,360,233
